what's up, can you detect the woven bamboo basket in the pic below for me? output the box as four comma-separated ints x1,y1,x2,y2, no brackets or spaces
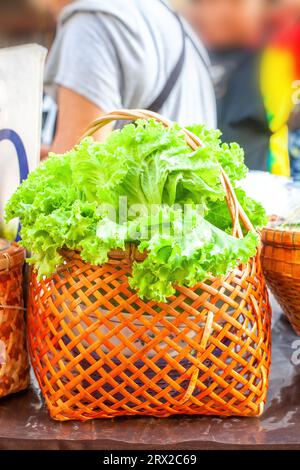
28,110,272,421
261,227,300,335
0,239,29,398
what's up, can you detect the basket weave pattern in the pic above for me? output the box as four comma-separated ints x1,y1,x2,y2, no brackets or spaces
28,110,272,421
262,228,300,335
0,241,29,398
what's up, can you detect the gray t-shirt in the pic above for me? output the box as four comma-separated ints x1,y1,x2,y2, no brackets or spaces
44,0,216,128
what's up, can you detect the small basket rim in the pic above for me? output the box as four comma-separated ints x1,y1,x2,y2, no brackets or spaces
262,227,300,249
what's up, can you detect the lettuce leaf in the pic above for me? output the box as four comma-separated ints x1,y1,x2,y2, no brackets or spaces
130,209,258,301
206,188,268,234
5,119,264,301
187,124,248,183
187,125,268,232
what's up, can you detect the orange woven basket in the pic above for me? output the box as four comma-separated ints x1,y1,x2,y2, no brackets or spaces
0,239,29,398
261,227,300,335
28,110,272,421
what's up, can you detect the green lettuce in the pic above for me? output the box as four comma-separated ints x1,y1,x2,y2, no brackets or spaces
187,124,268,231
5,119,265,301
129,208,258,301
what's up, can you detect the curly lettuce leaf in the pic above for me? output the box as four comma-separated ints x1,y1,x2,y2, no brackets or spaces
205,188,268,233
5,120,263,300
187,125,267,232
95,120,225,209
130,212,258,302
187,124,248,183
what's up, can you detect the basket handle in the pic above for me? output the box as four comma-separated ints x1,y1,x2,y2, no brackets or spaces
80,109,255,237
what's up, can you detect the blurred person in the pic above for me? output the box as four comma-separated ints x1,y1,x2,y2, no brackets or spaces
186,0,272,172
29,0,216,155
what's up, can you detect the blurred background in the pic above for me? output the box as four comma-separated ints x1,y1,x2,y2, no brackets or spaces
0,0,184,48
1,0,300,180
0,0,185,48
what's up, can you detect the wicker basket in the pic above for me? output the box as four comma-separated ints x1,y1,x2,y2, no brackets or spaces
262,227,300,335
28,110,272,421
0,239,29,398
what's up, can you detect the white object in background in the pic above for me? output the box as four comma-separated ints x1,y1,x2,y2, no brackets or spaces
0,44,46,238
240,171,300,218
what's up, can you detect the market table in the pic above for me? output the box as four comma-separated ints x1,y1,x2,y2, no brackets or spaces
0,301,299,450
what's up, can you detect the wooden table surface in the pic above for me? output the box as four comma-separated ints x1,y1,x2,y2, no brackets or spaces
0,302,299,450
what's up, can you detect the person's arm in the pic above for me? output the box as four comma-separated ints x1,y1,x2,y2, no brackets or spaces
49,86,113,155
43,13,124,157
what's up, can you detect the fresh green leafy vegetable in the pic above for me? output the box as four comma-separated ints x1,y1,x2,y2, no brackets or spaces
187,124,268,232
129,207,258,301
186,124,247,183
5,119,265,301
